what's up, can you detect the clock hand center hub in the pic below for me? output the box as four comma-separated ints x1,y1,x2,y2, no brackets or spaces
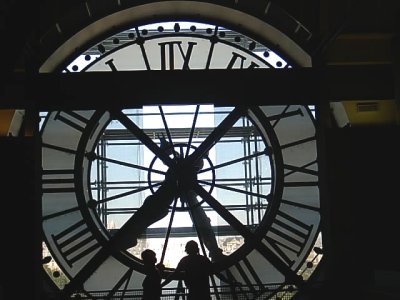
174,157,198,193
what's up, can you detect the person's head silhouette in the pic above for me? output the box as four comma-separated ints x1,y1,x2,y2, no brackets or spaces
185,240,199,255
141,249,157,266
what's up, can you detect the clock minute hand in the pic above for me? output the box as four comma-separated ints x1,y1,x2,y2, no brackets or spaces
188,106,247,165
193,183,305,287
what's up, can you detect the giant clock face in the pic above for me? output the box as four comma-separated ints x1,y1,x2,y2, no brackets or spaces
41,19,322,299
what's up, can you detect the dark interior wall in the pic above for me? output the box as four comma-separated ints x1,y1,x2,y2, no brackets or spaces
325,126,400,289
0,137,40,299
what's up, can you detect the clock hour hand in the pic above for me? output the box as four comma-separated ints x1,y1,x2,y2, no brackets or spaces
63,171,178,296
110,171,177,251
107,132,183,251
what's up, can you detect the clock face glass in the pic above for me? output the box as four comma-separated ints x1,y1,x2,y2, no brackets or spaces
41,21,322,299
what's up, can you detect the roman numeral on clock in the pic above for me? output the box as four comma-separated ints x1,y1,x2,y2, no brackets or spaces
105,267,134,298
219,257,268,299
226,52,260,69
42,168,75,193
263,210,313,267
51,219,101,268
53,111,90,132
267,106,304,128
158,41,197,70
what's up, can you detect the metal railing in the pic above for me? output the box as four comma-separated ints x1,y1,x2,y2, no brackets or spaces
64,284,298,300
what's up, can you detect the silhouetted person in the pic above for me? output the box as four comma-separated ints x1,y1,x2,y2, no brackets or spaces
162,240,213,300
141,249,163,300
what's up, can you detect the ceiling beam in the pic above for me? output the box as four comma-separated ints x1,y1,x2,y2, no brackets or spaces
1,65,395,110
